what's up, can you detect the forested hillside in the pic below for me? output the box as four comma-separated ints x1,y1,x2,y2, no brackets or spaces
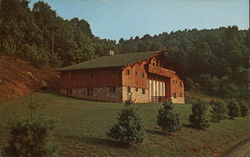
0,0,117,67
117,28,249,100
0,0,249,100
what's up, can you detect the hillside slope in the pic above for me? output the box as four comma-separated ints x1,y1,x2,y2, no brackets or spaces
0,55,59,101
0,93,249,157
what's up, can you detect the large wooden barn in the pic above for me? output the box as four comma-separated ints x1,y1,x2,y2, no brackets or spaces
58,51,185,104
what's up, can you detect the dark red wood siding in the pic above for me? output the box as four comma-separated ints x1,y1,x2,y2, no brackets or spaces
122,60,148,88
60,67,122,89
121,55,184,99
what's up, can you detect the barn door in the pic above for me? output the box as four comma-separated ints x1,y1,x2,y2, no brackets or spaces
148,79,166,102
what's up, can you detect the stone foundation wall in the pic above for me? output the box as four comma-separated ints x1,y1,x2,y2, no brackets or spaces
122,86,149,103
60,87,122,102
60,87,184,104
171,97,185,104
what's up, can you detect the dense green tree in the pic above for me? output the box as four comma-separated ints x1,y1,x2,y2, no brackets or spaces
165,47,187,68
107,105,145,145
190,42,215,75
157,101,182,134
227,99,240,119
189,98,210,129
2,116,58,157
33,0,57,51
210,100,228,122
0,0,30,54
0,0,106,67
2,95,58,157
94,37,118,56
239,102,249,117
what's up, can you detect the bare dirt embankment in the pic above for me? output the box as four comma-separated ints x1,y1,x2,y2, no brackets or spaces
0,55,59,101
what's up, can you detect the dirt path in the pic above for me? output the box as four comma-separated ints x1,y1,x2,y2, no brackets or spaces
222,138,250,157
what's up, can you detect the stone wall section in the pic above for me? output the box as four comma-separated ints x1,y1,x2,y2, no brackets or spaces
170,75,185,104
171,97,185,104
60,87,122,102
122,86,149,103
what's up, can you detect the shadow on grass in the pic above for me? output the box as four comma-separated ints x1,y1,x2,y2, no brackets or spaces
145,129,167,136
182,124,194,129
146,124,198,135
63,134,130,149
182,124,206,130
44,91,122,105
83,137,131,149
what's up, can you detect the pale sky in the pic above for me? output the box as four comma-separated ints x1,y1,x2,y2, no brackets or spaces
29,0,249,41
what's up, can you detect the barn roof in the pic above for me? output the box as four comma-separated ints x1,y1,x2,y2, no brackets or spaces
58,51,161,71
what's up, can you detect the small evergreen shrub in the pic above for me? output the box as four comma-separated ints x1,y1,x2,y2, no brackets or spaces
107,105,145,145
239,102,249,117
210,100,228,122
124,99,132,107
2,95,58,157
189,98,210,129
2,116,58,157
227,99,240,119
157,101,182,134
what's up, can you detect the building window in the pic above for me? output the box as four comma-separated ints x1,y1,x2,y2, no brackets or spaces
67,72,71,78
66,89,72,94
109,87,116,93
141,72,145,78
136,87,138,92
126,69,130,75
180,93,183,97
127,87,131,93
135,71,138,75
87,88,93,96
172,92,176,98
108,69,116,75
77,89,80,94
88,72,93,78
179,81,182,87
142,88,146,94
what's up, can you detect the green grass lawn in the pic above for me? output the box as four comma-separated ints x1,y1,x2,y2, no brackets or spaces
0,92,249,157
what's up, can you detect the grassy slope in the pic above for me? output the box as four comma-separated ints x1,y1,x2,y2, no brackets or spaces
0,93,249,157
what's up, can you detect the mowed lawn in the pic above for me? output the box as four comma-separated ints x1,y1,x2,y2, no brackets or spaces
0,93,249,157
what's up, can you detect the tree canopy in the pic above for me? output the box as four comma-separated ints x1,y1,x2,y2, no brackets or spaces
0,0,117,67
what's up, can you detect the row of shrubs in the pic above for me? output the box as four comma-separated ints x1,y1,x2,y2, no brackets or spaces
1,97,248,157
189,98,248,130
107,98,249,145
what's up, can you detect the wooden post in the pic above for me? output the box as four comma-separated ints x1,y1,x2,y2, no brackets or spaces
51,27,55,67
